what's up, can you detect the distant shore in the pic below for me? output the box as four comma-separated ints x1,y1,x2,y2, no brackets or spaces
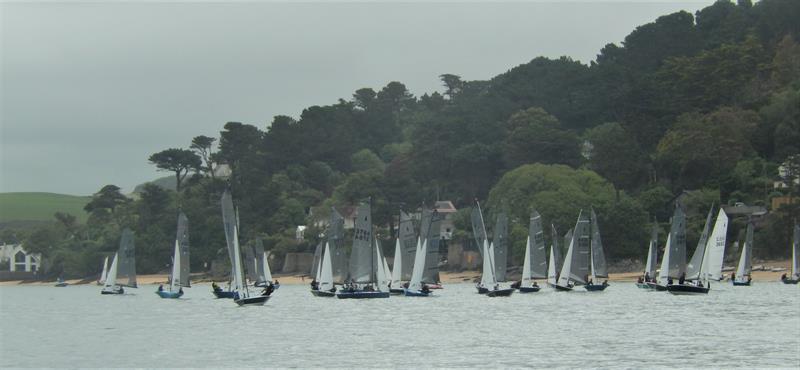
1,259,793,286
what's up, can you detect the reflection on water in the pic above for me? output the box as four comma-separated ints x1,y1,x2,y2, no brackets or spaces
1,282,798,368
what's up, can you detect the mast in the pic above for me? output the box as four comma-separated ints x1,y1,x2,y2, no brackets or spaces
793,222,800,278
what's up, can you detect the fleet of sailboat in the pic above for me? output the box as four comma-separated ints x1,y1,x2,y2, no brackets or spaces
101,228,137,295
156,212,191,298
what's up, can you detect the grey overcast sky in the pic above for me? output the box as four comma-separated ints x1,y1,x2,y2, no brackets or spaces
1,1,715,196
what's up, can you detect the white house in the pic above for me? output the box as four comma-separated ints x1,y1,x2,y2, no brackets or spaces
0,243,41,273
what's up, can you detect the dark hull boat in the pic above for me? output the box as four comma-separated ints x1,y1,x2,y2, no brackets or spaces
336,290,390,299
389,288,404,295
486,288,514,297
476,286,489,294
732,280,751,286
235,295,270,306
311,289,336,297
782,278,799,285
101,287,124,295
553,284,573,292
647,282,667,291
518,286,541,293
213,289,236,299
584,284,609,292
635,282,653,289
666,284,709,295
156,290,183,298
403,288,431,297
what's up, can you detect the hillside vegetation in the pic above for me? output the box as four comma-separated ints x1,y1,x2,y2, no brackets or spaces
14,0,800,278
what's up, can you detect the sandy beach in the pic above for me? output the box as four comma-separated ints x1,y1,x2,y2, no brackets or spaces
2,259,793,286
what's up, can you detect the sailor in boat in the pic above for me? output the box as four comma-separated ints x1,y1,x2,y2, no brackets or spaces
585,274,593,286
678,272,686,285
730,272,735,281
667,277,674,285
602,280,609,286
421,284,431,294
261,282,275,296
212,282,221,292
644,272,651,282
179,287,183,294
781,273,787,282
310,279,319,291
637,276,644,284
158,284,164,292
747,275,752,284
510,281,521,289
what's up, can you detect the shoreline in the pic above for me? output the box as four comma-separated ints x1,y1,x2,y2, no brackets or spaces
1,259,793,286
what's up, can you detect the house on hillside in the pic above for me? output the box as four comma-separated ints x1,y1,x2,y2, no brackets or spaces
0,243,41,273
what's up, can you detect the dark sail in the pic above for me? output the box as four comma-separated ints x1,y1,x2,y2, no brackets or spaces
221,191,242,285
117,228,137,288
668,206,687,278
177,212,191,287
399,211,416,280
329,207,347,283
493,212,508,282
254,237,268,285
423,208,443,283
568,211,591,284
589,209,608,278
348,202,373,283
471,203,487,256
687,206,713,280
530,210,547,278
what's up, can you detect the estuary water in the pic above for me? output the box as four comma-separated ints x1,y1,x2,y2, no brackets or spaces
1,282,798,368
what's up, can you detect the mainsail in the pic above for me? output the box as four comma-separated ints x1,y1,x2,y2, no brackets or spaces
658,206,686,284
701,209,728,281
471,202,487,256
528,210,547,279
116,228,137,288
480,240,496,287
558,210,591,286
399,211,417,280
348,202,374,283
687,206,714,280
221,190,246,297
310,240,323,279
176,212,190,287
793,223,800,277
329,208,348,283
547,225,561,285
391,238,403,288
255,237,272,284
493,212,509,282
589,209,608,279
319,242,334,291
99,256,109,284
422,208,443,283
735,221,753,282
644,220,658,278
408,240,428,291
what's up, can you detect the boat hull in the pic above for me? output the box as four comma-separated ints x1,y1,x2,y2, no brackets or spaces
336,290,390,299
666,284,710,295
389,288,404,295
55,282,68,287
486,288,514,297
476,286,488,294
311,289,336,297
732,280,751,286
235,295,270,306
518,286,541,293
782,279,799,285
649,282,668,291
213,290,236,299
101,287,124,295
553,284,573,292
635,282,654,289
584,284,609,292
403,288,431,297
156,290,184,298
426,283,443,289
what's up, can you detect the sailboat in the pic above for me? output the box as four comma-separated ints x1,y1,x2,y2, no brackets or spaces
655,206,687,292
389,238,405,294
404,239,432,296
221,190,270,306
781,223,799,284
554,210,592,292
101,228,137,295
546,225,562,288
419,206,444,289
584,209,610,291
55,277,68,287
514,210,546,293
336,199,390,299
390,211,417,294
157,212,190,298
638,220,659,289
732,220,754,286
251,237,278,289
97,256,109,285
667,207,726,295
311,242,337,297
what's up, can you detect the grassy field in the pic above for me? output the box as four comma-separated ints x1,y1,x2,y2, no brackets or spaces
0,192,91,224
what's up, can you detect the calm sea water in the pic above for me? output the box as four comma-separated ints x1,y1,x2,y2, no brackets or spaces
1,282,798,368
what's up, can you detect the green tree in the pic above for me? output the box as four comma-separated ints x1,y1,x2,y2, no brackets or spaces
503,107,582,169
148,148,202,193
84,185,130,215
585,122,648,199
190,135,217,178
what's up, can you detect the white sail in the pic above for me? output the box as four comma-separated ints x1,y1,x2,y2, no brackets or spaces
382,256,392,285
232,225,247,298
480,240,496,287
735,222,753,282
375,239,390,291
557,234,575,287
547,245,557,285
521,236,532,285
315,254,323,282
319,242,334,291
99,256,109,284
169,240,181,292
701,209,728,281
390,238,403,288
644,222,658,278
408,239,428,291
104,253,119,289
657,233,672,285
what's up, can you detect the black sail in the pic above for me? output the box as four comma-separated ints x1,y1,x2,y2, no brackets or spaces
399,211,417,280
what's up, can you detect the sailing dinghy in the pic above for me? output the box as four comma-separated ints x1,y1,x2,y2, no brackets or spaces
311,242,337,297
515,210,545,293
157,212,190,298
221,190,270,306
638,220,658,289
732,221,754,286
554,211,592,292
101,228,137,295
404,239,432,296
667,207,726,295
781,223,799,284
